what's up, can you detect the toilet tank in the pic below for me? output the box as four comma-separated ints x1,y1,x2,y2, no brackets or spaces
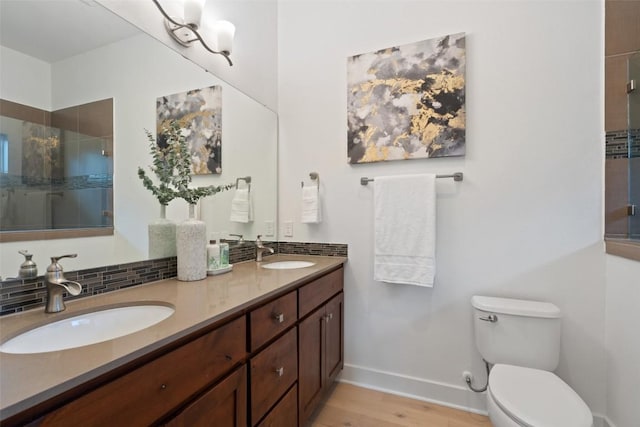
472,296,562,371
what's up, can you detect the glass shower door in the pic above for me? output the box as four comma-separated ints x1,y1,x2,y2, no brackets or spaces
629,53,639,239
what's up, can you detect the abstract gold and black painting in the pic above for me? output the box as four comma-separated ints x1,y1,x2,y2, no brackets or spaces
347,33,465,164
157,86,222,175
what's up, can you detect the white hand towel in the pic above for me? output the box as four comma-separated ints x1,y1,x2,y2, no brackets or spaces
229,188,253,223
301,185,322,223
374,174,436,287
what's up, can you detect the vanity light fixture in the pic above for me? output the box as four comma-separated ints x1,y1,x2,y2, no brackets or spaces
151,0,235,66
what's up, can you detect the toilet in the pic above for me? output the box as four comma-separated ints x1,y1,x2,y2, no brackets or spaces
471,296,593,427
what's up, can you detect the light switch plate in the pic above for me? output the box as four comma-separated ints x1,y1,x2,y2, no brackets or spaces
283,221,293,237
264,220,275,237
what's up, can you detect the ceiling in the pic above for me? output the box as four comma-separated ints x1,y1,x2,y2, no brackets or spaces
0,0,141,63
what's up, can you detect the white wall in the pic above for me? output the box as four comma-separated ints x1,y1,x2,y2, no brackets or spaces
97,0,278,111
278,0,606,415
605,255,640,427
0,46,51,110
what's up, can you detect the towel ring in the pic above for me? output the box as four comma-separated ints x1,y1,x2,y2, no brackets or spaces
301,172,320,193
235,176,252,193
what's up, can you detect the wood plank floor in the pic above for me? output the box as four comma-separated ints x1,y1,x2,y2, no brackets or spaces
310,383,493,427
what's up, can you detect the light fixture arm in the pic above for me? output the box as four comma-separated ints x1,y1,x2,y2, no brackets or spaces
151,0,233,66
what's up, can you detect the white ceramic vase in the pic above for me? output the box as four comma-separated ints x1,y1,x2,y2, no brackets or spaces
176,204,207,281
148,205,177,259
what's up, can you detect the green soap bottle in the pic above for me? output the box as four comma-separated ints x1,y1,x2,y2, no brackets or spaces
220,241,229,266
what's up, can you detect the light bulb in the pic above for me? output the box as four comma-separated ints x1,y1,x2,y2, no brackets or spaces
184,0,206,29
215,20,235,54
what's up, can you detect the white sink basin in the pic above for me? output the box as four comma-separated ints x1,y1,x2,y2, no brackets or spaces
0,304,175,354
261,261,315,270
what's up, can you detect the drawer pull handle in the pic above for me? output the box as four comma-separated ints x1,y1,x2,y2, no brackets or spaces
273,312,285,323
225,354,233,361
274,367,284,377
160,384,167,390
325,313,333,323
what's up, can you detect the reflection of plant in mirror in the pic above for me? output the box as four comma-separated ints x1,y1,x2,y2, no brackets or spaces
137,122,179,206
138,121,233,206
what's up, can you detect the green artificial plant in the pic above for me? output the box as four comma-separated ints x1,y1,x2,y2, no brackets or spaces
138,121,233,206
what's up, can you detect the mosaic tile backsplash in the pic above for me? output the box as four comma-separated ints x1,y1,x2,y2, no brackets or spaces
606,128,640,159
0,241,347,315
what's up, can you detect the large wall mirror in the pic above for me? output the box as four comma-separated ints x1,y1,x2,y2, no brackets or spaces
0,0,277,279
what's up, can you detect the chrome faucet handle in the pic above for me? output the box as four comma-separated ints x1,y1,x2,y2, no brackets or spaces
50,254,78,264
256,235,264,247
48,254,77,275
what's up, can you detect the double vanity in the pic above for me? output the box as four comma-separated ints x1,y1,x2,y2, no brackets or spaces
0,254,346,426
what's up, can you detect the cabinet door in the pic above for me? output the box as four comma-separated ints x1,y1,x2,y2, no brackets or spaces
298,306,326,425
165,365,247,427
325,293,344,383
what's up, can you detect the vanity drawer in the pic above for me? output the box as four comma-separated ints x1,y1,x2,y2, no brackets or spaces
165,365,247,427
299,267,343,318
250,327,297,425
257,384,298,427
250,290,297,351
39,316,246,426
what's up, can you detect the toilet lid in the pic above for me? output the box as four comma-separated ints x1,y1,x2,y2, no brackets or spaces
489,364,592,427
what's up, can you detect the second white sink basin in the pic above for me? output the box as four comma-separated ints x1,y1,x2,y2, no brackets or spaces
0,304,175,354
261,261,316,270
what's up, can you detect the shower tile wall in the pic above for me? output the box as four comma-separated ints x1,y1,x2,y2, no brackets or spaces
0,98,113,231
604,0,640,238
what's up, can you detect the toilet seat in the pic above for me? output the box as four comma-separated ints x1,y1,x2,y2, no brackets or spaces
488,364,592,427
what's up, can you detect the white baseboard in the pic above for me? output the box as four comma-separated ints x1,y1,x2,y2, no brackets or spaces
594,414,616,427
339,363,488,415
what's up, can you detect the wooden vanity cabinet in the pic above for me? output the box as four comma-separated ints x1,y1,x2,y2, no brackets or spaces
250,266,344,427
14,264,344,427
298,273,344,426
36,316,247,427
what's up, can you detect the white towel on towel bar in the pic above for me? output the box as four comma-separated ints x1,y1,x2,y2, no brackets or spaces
229,188,253,223
301,185,322,223
374,174,436,287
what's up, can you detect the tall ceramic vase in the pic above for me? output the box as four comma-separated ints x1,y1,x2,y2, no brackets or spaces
176,204,207,281
148,205,177,259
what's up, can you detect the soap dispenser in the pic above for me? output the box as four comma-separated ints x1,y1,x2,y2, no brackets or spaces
207,233,221,271
18,250,38,279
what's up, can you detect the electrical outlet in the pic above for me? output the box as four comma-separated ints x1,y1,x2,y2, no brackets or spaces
264,220,274,237
283,221,293,237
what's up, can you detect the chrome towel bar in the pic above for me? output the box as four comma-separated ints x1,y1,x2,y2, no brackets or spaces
360,172,463,186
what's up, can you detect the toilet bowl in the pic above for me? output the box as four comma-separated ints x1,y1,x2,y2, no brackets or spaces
487,364,593,427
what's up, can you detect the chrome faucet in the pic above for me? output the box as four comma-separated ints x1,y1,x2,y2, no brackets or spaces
45,254,82,313
255,235,274,262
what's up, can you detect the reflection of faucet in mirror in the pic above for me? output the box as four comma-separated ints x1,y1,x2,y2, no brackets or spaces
228,233,245,245
45,254,82,313
255,235,274,262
